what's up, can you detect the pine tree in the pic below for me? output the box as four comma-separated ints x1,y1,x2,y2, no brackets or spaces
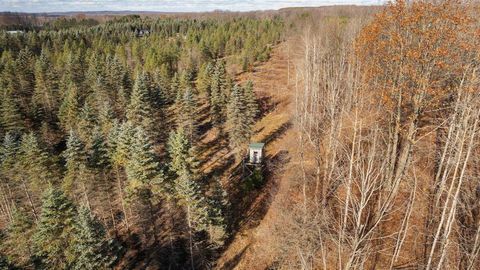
3,207,34,267
71,206,118,270
33,187,76,270
226,85,252,158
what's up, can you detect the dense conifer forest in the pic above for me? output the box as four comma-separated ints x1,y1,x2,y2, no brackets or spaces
0,14,282,269
2,1,480,269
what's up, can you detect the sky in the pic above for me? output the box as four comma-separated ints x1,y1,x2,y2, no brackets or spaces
0,0,384,13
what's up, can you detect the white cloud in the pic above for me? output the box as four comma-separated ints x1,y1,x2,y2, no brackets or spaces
0,0,385,13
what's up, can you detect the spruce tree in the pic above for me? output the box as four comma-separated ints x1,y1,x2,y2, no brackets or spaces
106,121,134,230
106,55,125,95
170,72,180,104
178,70,192,92
175,172,209,232
184,58,198,85
125,126,162,201
62,130,89,207
177,88,199,142
91,76,112,112
174,164,209,270
207,178,229,246
0,52,16,90
0,92,25,133
168,127,208,268
17,132,53,190
107,56,130,117
116,86,129,119
244,80,258,124
125,127,163,239
127,72,155,137
71,206,118,270
33,187,76,270
77,100,97,145
0,132,18,183
209,59,228,126
32,48,59,122
15,48,35,106
98,101,115,135
3,207,34,267
89,125,118,230
196,62,213,95
167,128,200,180
0,132,18,222
88,127,110,170
110,121,135,168
58,83,80,132
154,64,171,103
226,85,251,158
85,53,106,92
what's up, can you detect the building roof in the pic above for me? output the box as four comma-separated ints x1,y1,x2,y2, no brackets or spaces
249,142,265,149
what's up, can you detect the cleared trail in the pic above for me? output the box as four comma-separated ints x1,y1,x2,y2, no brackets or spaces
217,40,302,270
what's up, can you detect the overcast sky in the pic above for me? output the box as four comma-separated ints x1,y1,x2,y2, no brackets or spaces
1,0,384,13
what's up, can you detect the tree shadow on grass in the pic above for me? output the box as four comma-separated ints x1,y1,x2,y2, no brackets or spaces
261,121,292,145
218,244,250,270
257,96,278,119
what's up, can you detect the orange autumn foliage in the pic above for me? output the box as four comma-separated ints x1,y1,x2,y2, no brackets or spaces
355,0,479,111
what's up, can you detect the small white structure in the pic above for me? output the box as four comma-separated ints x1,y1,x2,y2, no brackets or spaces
6,30,24,35
248,143,265,164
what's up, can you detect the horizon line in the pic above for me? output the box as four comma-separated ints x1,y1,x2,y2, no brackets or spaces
0,4,383,15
